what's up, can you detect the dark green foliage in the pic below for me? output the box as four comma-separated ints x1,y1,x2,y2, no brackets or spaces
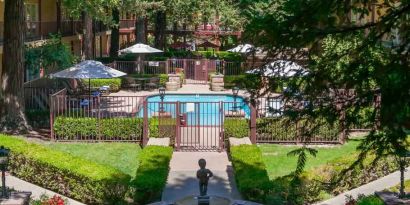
230,145,272,203
25,109,50,128
224,118,249,138
224,74,262,89
130,146,173,204
0,135,130,204
84,78,122,92
356,195,384,205
25,34,76,76
53,117,143,140
195,51,243,61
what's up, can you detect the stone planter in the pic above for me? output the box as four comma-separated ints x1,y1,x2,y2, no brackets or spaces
168,74,183,88
166,81,179,91
210,74,224,91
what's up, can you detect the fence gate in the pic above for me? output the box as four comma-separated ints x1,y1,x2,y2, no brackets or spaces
185,60,208,84
176,102,224,151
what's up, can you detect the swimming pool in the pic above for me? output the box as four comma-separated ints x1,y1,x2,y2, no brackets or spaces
140,94,251,125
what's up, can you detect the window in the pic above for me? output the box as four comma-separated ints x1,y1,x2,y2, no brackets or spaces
25,3,39,22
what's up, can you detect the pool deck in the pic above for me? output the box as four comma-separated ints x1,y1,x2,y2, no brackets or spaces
109,84,253,97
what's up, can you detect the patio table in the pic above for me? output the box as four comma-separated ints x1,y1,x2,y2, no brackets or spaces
135,78,151,90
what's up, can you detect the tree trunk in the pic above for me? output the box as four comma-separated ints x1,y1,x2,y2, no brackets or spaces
0,0,29,133
83,11,93,60
172,22,177,44
399,158,406,198
183,23,187,50
154,11,166,50
136,16,146,43
109,8,120,58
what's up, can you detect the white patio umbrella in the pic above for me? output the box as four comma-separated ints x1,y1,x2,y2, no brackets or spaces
246,60,307,77
119,43,163,72
227,44,255,53
51,60,127,97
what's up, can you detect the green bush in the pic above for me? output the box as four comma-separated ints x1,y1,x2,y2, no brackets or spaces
25,109,50,128
130,146,173,204
159,74,169,87
224,75,245,88
83,78,122,92
224,118,249,138
356,195,384,205
53,117,143,140
195,51,243,61
0,135,130,204
230,145,272,203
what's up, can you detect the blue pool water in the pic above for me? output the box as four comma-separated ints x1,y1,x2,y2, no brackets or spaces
140,94,250,125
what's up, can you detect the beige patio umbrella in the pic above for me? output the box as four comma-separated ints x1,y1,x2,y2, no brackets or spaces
119,43,163,73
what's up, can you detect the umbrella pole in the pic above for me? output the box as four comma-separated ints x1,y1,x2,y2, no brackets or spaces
89,78,91,102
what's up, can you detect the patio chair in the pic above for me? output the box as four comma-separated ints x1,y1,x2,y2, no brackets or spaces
146,77,160,90
123,77,141,92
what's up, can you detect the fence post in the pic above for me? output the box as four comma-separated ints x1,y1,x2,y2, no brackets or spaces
165,59,169,74
176,101,180,151
339,109,347,144
49,94,54,141
250,104,257,144
143,100,149,146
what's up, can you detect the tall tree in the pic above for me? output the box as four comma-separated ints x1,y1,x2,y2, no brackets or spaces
109,8,120,57
244,0,410,200
82,11,93,59
0,0,29,133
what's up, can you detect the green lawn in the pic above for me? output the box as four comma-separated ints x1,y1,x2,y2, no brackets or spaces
259,139,361,179
43,142,141,177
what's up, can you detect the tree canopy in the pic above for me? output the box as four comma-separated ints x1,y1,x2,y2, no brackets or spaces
243,0,410,182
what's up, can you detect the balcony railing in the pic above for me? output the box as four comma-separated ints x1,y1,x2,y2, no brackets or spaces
0,20,110,42
119,19,136,29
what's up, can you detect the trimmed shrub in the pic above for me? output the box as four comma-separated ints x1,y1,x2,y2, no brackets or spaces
230,145,272,203
83,78,122,92
0,135,130,204
224,118,249,138
130,146,173,204
53,117,143,140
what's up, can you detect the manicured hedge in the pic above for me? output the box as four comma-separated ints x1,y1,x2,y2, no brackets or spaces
230,145,272,203
130,146,173,204
0,135,130,204
53,117,143,140
83,78,122,92
224,118,249,138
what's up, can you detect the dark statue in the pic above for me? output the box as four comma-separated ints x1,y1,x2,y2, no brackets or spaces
196,158,213,196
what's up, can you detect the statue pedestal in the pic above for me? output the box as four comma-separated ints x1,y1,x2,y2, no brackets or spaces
197,196,210,205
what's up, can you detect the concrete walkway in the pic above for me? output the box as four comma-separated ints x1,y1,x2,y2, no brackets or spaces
316,167,410,205
4,173,84,205
162,151,241,203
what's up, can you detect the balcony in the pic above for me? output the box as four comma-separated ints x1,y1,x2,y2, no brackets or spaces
0,20,109,43
119,19,136,29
